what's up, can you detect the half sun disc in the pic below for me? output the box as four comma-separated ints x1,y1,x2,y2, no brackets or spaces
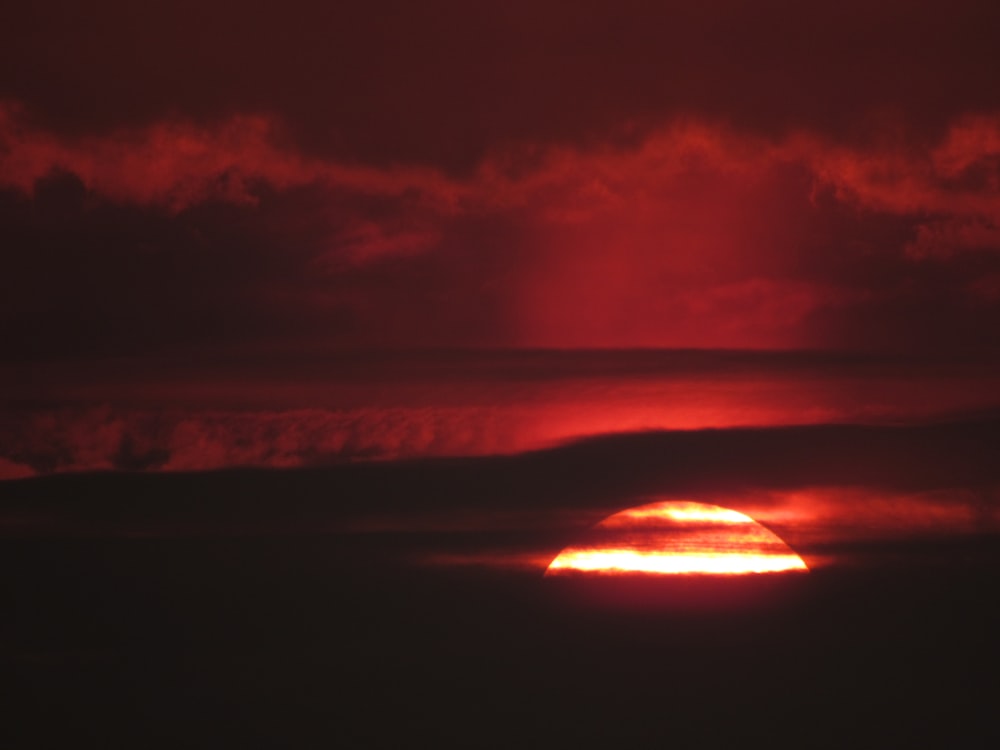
546,501,808,576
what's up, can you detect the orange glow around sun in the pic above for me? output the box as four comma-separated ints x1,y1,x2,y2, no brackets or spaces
546,501,808,576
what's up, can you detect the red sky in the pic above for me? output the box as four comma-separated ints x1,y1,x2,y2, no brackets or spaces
3,2,1000,477
2,1,1000,358
5,11,1000,741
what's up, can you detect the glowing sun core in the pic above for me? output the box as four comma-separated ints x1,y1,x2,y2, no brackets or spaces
546,501,808,576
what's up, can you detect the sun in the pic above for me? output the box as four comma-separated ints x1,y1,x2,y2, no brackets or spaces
546,500,808,576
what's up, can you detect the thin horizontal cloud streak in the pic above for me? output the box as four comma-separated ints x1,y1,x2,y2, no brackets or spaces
4,352,1000,476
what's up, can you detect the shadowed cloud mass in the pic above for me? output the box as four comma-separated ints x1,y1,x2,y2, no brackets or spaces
3,105,1000,356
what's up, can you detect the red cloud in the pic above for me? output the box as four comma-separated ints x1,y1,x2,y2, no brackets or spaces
3,101,1000,350
0,457,35,481
795,116,1000,259
0,101,461,214
4,356,1000,477
6,100,998,234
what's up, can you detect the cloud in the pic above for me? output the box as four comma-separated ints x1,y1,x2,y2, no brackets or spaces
0,101,461,213
5,101,999,241
796,116,1000,259
413,485,1000,573
0,457,35,481
4,352,1000,476
3,101,1000,354
3,417,999,577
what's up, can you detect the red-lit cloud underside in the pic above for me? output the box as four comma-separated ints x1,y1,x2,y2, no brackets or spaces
4,354,1000,478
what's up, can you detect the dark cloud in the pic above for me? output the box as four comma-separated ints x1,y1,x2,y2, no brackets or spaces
2,419,999,570
0,171,514,359
4,111,1000,356
3,352,1000,477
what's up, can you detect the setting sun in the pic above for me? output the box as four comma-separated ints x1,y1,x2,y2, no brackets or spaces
546,501,808,576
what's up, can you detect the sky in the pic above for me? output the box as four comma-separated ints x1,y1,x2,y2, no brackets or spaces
3,1,1000,479
2,0,1000,359
4,11,1000,742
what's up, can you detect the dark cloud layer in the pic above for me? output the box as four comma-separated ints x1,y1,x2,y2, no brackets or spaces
2,419,998,574
4,352,1000,478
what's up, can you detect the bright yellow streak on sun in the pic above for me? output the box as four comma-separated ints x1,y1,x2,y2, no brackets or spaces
546,500,808,576
547,549,807,575
605,502,751,525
